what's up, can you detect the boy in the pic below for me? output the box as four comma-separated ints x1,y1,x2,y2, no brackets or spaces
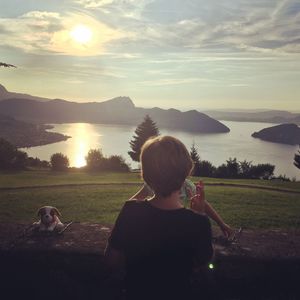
105,136,214,299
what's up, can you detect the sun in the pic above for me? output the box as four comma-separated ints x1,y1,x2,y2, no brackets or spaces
70,25,93,44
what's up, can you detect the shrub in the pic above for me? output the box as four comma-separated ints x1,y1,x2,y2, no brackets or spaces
249,163,274,179
106,155,130,172
239,160,253,178
85,149,130,172
85,149,104,171
196,160,216,177
27,157,50,169
294,146,300,169
215,163,229,178
50,153,69,171
0,138,27,170
225,157,239,178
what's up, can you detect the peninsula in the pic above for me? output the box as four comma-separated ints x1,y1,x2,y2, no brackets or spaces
0,114,70,148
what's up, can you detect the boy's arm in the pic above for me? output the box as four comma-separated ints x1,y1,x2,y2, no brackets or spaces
104,243,125,271
204,201,233,238
129,184,153,200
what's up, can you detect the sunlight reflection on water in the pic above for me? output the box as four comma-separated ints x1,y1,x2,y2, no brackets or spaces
70,124,95,167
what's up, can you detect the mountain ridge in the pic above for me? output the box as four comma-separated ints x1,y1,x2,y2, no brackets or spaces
0,84,229,133
0,84,52,102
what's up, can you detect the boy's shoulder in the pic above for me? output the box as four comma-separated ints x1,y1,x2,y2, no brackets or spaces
184,209,211,227
122,199,148,210
125,199,147,205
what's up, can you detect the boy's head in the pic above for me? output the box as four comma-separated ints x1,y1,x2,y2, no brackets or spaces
140,136,193,197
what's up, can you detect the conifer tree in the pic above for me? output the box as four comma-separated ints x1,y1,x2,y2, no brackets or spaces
294,146,300,170
190,142,200,164
128,115,159,162
190,142,201,176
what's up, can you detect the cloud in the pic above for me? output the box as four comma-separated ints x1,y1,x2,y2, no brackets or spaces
74,0,300,55
138,77,215,86
5,1,298,58
76,0,154,19
136,0,300,54
75,0,114,9
0,11,127,56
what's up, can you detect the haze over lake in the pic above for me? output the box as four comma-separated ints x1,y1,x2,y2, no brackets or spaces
22,121,299,180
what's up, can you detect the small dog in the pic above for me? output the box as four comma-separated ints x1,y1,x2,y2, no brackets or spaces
34,206,64,232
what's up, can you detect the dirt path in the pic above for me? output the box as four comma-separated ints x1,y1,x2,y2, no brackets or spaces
1,182,299,194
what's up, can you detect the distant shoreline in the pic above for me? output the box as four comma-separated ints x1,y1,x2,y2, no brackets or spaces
0,114,71,148
18,133,71,149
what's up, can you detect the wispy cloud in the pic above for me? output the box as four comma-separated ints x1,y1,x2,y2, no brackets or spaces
138,77,215,86
132,0,300,54
74,0,300,55
0,11,127,56
76,0,154,19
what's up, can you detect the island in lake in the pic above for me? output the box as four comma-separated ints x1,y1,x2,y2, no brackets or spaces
0,83,230,134
0,114,70,148
252,123,300,145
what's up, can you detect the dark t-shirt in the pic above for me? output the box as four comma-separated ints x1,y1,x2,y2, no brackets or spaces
109,200,213,299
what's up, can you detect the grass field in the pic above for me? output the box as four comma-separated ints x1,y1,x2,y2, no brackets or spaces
0,170,299,229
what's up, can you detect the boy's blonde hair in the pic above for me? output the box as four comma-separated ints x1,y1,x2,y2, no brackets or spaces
140,136,193,197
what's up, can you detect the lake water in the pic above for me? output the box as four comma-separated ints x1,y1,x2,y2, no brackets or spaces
22,121,300,180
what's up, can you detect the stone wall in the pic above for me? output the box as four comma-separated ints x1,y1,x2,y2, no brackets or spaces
1,223,300,299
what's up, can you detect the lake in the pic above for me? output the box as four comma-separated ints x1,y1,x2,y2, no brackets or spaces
22,121,300,180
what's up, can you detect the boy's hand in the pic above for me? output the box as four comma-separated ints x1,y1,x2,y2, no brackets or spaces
190,181,206,214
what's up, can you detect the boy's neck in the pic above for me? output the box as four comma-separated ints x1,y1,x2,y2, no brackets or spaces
149,191,183,210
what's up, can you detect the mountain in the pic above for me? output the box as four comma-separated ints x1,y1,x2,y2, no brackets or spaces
134,107,229,133
204,109,300,124
0,114,70,147
0,84,51,102
252,123,300,145
0,85,229,133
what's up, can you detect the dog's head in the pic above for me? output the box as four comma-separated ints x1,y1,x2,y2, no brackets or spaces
37,206,62,225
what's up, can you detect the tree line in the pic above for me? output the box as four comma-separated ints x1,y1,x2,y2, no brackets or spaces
0,138,129,172
190,143,275,179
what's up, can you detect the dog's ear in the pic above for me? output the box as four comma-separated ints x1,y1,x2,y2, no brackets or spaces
37,207,45,217
52,207,62,216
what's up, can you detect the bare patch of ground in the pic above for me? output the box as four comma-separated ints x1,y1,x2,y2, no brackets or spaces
1,222,299,259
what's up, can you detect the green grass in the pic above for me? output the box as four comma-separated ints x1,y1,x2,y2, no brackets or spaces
0,185,135,225
190,176,300,192
0,170,143,188
0,178,299,229
206,186,300,229
1,170,300,192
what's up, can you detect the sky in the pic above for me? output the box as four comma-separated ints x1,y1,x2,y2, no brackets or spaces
0,0,300,111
